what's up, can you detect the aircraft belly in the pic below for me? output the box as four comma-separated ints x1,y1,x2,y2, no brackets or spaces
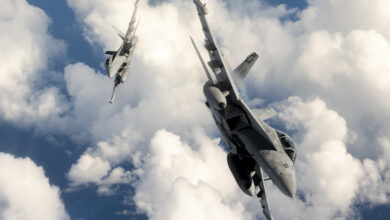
211,110,238,153
110,56,129,78
108,64,118,78
109,61,121,78
210,103,276,156
227,124,295,184
233,128,275,151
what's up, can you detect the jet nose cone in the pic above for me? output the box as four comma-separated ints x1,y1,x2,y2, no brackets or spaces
280,173,296,198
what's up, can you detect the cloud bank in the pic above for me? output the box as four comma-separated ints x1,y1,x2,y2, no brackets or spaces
0,153,69,220
62,0,390,219
0,0,69,131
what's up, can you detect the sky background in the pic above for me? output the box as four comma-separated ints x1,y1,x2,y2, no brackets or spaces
0,0,390,219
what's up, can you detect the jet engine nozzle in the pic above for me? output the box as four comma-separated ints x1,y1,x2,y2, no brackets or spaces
203,84,227,110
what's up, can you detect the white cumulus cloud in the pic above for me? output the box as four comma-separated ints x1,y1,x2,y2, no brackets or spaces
133,129,256,220
0,0,69,131
0,152,69,220
271,97,364,219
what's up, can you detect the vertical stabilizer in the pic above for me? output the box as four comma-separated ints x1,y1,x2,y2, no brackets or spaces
232,52,259,80
112,25,125,40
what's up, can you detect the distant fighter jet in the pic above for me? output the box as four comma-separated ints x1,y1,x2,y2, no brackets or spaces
104,0,140,103
191,1,297,219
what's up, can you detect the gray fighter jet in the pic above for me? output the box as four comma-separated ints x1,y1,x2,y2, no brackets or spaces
191,1,297,219
104,0,140,103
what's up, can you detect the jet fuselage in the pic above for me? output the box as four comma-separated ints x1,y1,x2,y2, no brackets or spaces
205,85,297,198
104,36,137,82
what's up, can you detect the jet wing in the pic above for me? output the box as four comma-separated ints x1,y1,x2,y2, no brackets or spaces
193,0,241,101
252,107,277,121
124,0,140,39
256,166,274,220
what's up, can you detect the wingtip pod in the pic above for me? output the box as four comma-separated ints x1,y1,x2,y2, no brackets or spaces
193,0,208,15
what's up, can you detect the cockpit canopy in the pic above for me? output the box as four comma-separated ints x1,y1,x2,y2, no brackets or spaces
276,130,297,162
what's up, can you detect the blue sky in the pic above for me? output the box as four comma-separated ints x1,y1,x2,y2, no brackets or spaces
1,0,390,219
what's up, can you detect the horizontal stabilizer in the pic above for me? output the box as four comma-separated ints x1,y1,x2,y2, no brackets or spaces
252,107,277,121
232,52,259,80
105,51,116,55
112,25,125,40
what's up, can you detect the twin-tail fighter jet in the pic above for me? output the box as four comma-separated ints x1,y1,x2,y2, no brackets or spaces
191,1,297,219
104,0,140,103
